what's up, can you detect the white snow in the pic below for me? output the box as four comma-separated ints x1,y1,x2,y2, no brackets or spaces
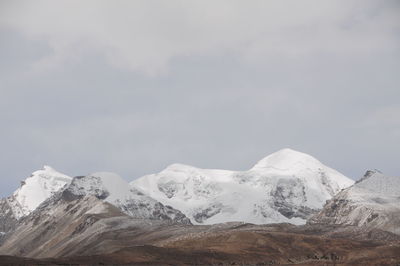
131,148,354,225
0,149,356,227
90,172,133,203
10,166,72,219
339,170,400,213
355,170,400,196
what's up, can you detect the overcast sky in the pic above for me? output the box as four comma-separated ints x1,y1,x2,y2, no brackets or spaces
0,0,399,197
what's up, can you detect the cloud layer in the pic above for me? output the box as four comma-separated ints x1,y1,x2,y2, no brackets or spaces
0,0,399,196
1,0,398,74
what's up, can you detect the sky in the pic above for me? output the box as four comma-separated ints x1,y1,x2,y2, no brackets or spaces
0,0,399,197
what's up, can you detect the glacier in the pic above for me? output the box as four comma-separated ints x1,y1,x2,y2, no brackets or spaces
131,148,354,225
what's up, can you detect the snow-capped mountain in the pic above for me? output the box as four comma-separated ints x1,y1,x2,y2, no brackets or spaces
0,190,134,258
62,172,191,224
0,167,190,237
309,170,400,235
131,148,354,225
11,166,72,219
0,166,72,233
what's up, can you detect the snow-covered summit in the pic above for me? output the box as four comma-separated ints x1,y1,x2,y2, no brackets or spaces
252,148,324,170
66,172,132,202
10,166,72,218
354,170,399,196
131,148,354,225
0,166,190,229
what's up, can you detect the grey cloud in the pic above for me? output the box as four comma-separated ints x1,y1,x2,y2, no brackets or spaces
0,1,399,196
0,0,398,75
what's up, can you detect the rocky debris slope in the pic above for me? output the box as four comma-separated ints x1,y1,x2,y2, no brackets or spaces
0,166,398,264
0,221,399,265
132,148,354,225
0,199,17,236
309,170,400,235
0,181,190,259
0,168,191,241
0,194,122,258
0,172,191,257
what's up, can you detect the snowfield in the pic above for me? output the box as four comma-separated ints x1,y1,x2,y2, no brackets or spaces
10,166,72,219
1,148,355,227
131,148,354,225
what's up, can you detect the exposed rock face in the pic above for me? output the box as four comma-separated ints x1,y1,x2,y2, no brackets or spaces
132,149,354,225
0,201,16,246
0,170,191,259
0,185,192,259
0,199,17,235
0,193,126,258
309,170,400,235
0,168,191,239
0,167,398,265
270,178,318,219
64,173,191,224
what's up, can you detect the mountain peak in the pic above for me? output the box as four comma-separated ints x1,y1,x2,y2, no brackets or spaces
309,170,400,234
64,172,191,223
65,172,130,203
163,163,198,172
355,169,382,184
42,165,55,171
365,169,382,177
132,148,354,225
31,165,68,177
354,170,399,196
11,167,72,218
251,148,321,171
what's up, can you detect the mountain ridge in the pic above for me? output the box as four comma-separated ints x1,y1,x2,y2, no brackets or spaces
0,167,191,238
131,148,354,225
309,170,400,235
1,150,399,265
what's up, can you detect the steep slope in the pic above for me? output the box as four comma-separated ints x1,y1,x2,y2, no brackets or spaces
309,170,400,235
0,173,190,258
0,199,17,235
131,148,354,225
0,166,72,235
0,192,127,258
2,219,399,265
11,166,72,218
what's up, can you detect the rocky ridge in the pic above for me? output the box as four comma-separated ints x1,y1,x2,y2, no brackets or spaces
309,170,400,235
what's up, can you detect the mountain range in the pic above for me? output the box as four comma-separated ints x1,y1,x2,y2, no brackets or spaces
132,148,354,225
0,148,399,265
